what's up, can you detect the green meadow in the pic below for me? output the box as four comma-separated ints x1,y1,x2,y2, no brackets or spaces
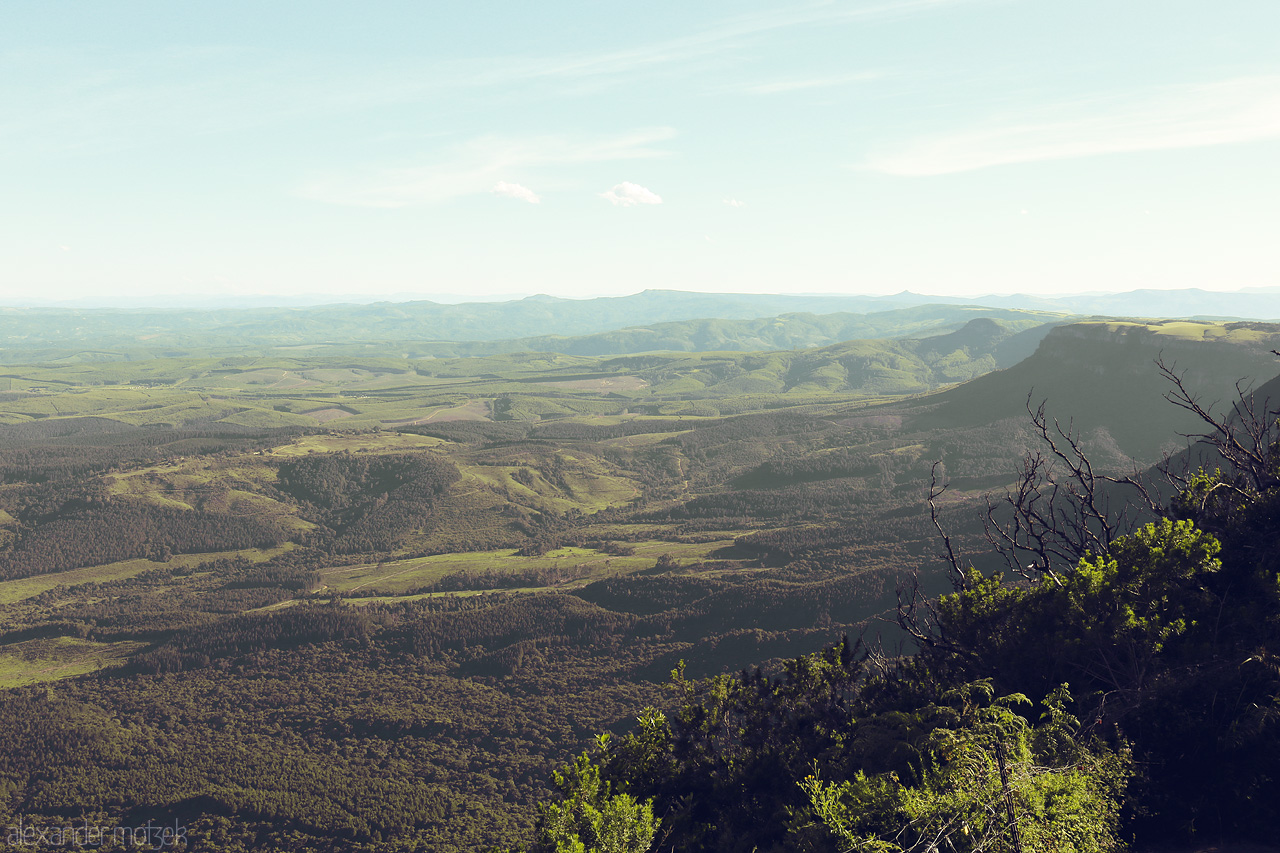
317,539,737,596
0,637,146,687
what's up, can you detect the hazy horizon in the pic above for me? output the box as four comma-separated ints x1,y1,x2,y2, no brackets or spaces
4,283,1280,313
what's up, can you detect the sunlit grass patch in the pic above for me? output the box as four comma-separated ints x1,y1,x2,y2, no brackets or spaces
269,432,445,456
317,539,736,596
0,545,294,604
0,637,146,687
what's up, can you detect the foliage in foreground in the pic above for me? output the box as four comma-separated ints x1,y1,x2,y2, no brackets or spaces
530,380,1280,851
536,747,659,853
802,683,1128,853
531,648,1129,853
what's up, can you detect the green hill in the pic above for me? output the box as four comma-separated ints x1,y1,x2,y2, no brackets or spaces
906,320,1280,464
413,305,1063,358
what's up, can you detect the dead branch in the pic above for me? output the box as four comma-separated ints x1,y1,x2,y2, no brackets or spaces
1157,356,1280,500
978,394,1158,584
928,461,966,589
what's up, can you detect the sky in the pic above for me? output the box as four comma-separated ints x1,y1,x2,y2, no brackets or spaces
3,0,1279,305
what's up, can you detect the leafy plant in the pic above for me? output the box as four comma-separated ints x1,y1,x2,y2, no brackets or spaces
536,746,660,853
801,683,1129,853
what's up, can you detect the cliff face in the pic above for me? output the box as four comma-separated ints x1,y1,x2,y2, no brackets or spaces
910,321,1280,464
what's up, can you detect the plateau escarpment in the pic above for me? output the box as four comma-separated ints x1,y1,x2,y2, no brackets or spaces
909,319,1280,464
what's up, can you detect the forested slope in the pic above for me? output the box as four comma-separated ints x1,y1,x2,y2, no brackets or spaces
0,318,1276,850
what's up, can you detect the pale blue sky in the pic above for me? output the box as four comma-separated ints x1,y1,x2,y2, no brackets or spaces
3,1,1279,304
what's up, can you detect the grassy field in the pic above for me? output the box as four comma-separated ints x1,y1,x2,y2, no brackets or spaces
0,545,294,605
317,539,737,596
267,431,445,456
453,461,640,516
0,637,147,687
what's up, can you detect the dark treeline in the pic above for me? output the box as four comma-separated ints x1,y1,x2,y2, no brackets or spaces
224,564,322,591
275,451,459,510
11,556,331,643
0,501,285,580
127,607,372,674
625,571,892,643
401,594,634,660
527,419,700,442
0,420,304,483
734,447,885,487
734,510,936,562
574,575,729,616
397,421,531,443
276,451,461,553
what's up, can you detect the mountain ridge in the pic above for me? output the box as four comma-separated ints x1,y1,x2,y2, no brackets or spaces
906,320,1280,463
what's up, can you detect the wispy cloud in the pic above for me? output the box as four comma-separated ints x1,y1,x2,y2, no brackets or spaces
510,0,983,85
299,128,676,207
744,71,884,95
2,1,978,158
723,198,746,208
492,181,540,204
865,75,1280,176
600,182,663,207
0,45,474,158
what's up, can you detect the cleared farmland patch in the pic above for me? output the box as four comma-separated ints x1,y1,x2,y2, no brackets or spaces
268,432,445,456
303,407,355,423
0,637,147,687
317,539,736,596
536,375,650,392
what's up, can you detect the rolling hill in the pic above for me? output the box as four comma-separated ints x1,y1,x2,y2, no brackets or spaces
904,319,1280,464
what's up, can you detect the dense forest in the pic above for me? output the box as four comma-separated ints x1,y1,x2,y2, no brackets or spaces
0,315,1278,851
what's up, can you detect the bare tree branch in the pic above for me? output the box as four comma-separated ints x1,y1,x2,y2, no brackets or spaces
928,461,966,589
974,394,1159,585
1157,356,1280,498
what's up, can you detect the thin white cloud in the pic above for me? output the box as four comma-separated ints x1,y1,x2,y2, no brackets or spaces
865,75,1280,176
492,181,540,204
299,128,676,207
2,1,979,157
600,182,663,207
723,198,746,208
490,0,982,86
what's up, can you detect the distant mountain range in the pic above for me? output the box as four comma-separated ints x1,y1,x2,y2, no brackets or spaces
3,286,1280,363
8,284,1280,324
0,300,1061,363
398,305,1062,359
